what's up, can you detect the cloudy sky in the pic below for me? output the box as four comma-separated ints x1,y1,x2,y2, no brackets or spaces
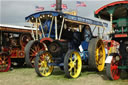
0,0,122,34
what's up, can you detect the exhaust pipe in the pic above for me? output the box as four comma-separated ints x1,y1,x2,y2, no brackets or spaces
56,0,62,12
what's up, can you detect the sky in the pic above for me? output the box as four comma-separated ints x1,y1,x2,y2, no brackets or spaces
0,0,121,25
0,0,123,35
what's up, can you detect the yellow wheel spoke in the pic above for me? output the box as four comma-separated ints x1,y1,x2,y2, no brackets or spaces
68,59,74,71
37,51,54,77
67,51,82,78
69,57,72,62
98,45,102,49
70,70,73,76
69,66,73,71
42,68,46,74
68,62,73,67
74,66,77,73
73,55,77,63
99,57,103,65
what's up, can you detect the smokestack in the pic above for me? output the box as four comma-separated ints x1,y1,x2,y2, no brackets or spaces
56,0,62,12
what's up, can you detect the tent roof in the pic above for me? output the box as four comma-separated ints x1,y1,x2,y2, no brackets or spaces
95,1,128,20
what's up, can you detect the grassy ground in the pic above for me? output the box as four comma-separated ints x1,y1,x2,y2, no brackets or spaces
0,67,128,85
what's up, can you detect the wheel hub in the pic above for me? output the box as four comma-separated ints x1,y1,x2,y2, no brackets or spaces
2,61,5,64
50,44,58,52
115,56,120,61
41,61,47,67
69,62,75,68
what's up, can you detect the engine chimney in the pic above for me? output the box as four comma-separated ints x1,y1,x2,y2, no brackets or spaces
56,0,62,12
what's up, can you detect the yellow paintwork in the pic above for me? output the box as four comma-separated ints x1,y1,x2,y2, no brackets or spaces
64,11,77,15
39,52,54,77
96,40,105,71
108,46,118,55
68,51,82,78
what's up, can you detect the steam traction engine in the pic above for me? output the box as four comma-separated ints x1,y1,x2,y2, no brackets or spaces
95,1,128,80
25,0,108,78
0,24,33,72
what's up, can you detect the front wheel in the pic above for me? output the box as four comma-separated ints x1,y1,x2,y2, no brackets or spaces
35,51,54,77
64,50,82,78
0,53,11,72
106,53,121,80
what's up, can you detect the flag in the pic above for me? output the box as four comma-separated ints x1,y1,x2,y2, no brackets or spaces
62,4,68,10
35,6,44,11
51,4,56,7
51,4,68,10
76,1,86,7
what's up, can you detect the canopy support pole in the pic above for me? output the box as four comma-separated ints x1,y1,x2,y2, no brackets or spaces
29,20,35,40
31,24,35,40
48,16,54,38
59,17,65,40
36,18,38,40
98,27,100,38
92,25,97,33
110,13,113,32
79,25,82,32
98,16,106,38
55,16,58,40
39,18,45,38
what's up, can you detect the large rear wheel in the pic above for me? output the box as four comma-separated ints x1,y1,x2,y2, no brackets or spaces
88,38,105,71
25,40,45,67
106,53,121,80
0,53,11,72
35,51,54,77
64,50,82,78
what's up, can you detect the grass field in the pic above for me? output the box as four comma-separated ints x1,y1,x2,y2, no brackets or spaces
0,67,128,85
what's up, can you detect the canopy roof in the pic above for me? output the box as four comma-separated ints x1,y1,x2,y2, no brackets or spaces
25,11,108,27
0,24,36,33
95,1,128,20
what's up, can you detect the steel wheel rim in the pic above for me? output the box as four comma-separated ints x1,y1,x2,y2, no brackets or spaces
96,40,105,71
0,54,11,72
38,52,53,77
68,52,82,78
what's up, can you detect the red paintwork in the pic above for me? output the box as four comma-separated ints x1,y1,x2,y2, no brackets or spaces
95,1,128,15
0,56,11,72
2,48,9,52
110,57,121,80
111,65,118,70
10,50,25,58
40,37,53,43
115,34,127,38
103,40,119,50
29,41,46,67
0,46,25,72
